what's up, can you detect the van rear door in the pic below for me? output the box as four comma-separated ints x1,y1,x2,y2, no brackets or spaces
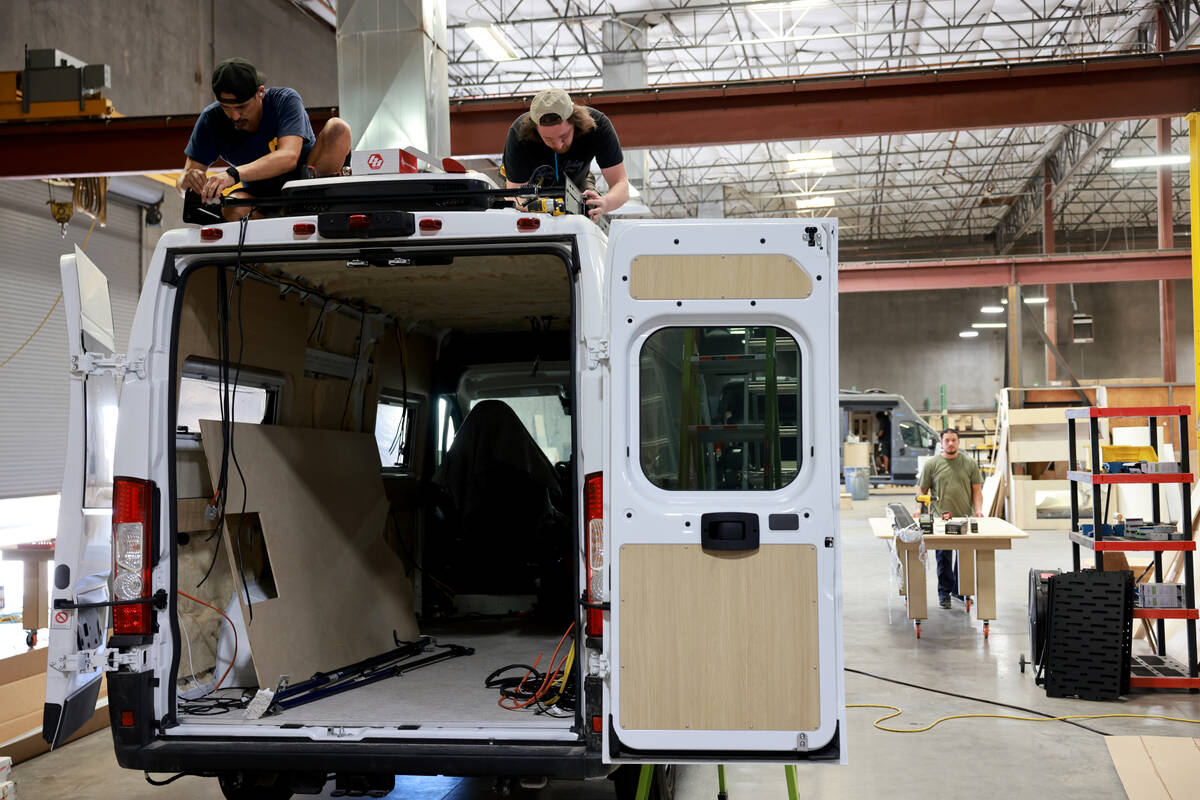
43,246,121,747
603,220,846,763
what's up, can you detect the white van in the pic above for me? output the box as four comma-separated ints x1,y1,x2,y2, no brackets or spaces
43,173,845,798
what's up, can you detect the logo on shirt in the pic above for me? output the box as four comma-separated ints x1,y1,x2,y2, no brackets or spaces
367,153,384,170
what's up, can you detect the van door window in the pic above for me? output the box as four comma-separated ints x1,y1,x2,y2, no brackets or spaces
374,393,420,473
176,358,281,432
899,420,936,451
640,326,801,491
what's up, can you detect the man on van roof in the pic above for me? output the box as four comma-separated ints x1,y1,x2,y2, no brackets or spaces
917,429,983,609
177,57,352,220
502,88,629,222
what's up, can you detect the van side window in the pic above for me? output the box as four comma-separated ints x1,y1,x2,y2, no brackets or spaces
176,358,282,432
899,420,936,450
639,326,801,491
374,393,420,473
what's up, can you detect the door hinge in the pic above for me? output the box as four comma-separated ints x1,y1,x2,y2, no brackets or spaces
588,653,610,678
70,352,146,380
585,338,609,370
52,646,153,674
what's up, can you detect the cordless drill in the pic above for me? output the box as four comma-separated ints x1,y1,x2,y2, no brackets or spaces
915,493,937,533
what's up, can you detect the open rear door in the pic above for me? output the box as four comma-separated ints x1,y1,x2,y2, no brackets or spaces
43,246,120,747
605,219,845,763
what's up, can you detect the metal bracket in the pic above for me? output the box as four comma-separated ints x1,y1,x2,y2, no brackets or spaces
52,646,153,674
69,352,145,380
586,338,609,370
588,653,610,678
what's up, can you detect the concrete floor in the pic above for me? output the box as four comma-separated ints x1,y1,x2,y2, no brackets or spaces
14,490,1200,799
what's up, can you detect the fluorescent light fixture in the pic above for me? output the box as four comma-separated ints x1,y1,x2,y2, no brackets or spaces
972,322,1008,329
465,24,518,61
786,150,835,173
1111,154,1189,169
980,305,1004,313
794,196,836,209
959,331,980,338
1023,296,1049,304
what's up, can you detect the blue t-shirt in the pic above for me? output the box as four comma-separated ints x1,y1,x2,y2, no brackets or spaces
185,87,314,168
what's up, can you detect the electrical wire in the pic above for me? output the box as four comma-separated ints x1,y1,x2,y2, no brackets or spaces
177,590,237,693
341,309,366,429
848,703,1200,734
487,623,577,713
846,667,1134,736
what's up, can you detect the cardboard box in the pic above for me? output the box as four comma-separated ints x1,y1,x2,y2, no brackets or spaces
843,442,871,468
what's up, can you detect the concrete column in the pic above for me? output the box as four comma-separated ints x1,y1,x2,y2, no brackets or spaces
337,0,449,157
602,19,649,210
1006,284,1022,396
1157,5,1177,382
1042,162,1057,383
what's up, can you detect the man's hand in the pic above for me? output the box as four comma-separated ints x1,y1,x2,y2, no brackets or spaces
177,168,208,196
201,171,236,204
583,189,612,221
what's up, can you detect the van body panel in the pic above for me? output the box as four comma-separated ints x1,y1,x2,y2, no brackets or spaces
604,219,846,762
838,392,939,484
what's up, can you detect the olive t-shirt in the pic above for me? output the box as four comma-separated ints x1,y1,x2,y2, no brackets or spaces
918,454,983,517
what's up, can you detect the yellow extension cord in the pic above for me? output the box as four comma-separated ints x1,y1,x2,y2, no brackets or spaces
848,703,1200,734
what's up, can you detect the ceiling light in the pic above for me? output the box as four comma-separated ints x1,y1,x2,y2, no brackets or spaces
794,196,835,209
786,151,835,173
972,322,1007,329
1111,154,1189,169
959,331,980,338
980,305,1004,313
1023,296,1049,304
465,24,518,61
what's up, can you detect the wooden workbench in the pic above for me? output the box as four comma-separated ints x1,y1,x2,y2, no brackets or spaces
869,516,1028,638
0,542,54,648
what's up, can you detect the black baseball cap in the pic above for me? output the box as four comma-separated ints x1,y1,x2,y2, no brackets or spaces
212,57,264,103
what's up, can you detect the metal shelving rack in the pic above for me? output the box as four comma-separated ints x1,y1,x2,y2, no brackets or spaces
1066,405,1199,690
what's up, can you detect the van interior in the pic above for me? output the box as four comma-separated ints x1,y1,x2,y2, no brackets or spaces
169,249,583,734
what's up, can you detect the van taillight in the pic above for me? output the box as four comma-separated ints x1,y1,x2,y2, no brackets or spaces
419,218,443,232
199,227,223,241
348,214,371,229
293,221,316,236
583,472,604,637
517,217,541,231
112,477,155,636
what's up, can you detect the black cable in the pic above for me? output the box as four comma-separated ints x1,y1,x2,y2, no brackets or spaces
307,298,329,344
341,309,366,429
845,667,1111,736
144,772,197,787
228,216,253,621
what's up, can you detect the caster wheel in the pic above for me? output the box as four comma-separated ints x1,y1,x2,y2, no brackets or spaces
966,597,971,613
914,621,921,639
983,622,989,640
26,631,36,648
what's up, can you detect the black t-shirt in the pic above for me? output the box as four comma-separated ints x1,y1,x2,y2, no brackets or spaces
502,108,623,190
185,87,315,168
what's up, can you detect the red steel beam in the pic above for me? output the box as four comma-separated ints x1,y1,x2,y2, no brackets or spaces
450,52,1200,155
839,250,1191,293
0,109,340,180
3,53,1200,178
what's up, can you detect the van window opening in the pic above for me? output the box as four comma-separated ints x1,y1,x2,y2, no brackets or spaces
177,359,282,433
640,325,802,491
374,394,420,472
468,395,570,464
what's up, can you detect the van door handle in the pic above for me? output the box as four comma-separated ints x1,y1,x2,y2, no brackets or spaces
700,512,760,551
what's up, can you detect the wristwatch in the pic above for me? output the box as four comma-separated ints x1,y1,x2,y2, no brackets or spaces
226,166,240,183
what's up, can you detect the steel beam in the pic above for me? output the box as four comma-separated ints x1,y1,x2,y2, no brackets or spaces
449,53,1200,156
3,54,1200,179
838,250,1191,293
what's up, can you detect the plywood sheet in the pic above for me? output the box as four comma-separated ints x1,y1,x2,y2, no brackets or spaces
199,421,418,687
618,544,819,731
1106,736,1200,800
630,254,813,300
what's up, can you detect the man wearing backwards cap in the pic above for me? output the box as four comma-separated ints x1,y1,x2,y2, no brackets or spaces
502,88,629,222
177,57,351,220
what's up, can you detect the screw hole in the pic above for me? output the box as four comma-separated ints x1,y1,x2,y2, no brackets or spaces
673,238,679,245
626,317,633,324
750,300,757,306
676,300,682,307
760,238,766,244
622,275,628,281
816,275,823,281
804,512,811,519
625,511,632,519
685,520,691,527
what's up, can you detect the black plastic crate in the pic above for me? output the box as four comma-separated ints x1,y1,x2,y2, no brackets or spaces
1042,570,1133,700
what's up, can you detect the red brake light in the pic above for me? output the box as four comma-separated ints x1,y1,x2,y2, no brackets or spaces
419,218,443,232
112,476,155,636
583,472,604,637
517,217,541,231
591,715,603,732
348,214,371,229
293,222,316,236
200,227,223,241
120,710,135,727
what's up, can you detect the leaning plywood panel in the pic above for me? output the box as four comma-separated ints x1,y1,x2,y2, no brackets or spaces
199,421,419,688
1105,736,1200,800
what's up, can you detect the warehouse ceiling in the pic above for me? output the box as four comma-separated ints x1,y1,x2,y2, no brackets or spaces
296,0,1196,251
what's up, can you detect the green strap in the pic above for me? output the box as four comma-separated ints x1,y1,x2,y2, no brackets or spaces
635,764,654,800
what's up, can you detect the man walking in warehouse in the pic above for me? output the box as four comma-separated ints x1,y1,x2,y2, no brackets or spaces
917,429,984,609
177,57,351,221
502,88,629,222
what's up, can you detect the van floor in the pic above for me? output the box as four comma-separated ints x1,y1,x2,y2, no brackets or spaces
179,620,575,728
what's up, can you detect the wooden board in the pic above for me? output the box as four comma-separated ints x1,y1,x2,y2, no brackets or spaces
618,544,819,731
630,254,813,300
843,442,871,468
1106,736,1200,800
199,421,419,688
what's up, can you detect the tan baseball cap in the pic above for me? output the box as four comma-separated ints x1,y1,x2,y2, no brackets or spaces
530,88,574,124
